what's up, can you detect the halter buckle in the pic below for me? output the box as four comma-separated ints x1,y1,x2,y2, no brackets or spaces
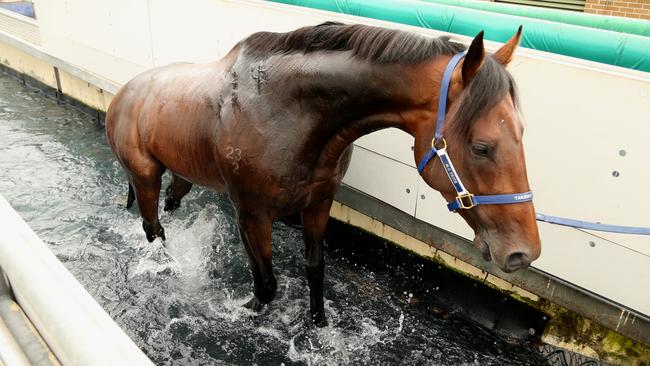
455,193,476,209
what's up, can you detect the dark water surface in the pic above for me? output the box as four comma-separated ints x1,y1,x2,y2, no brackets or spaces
0,71,555,365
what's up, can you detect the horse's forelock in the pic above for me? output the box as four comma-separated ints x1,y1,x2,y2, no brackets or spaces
451,56,518,140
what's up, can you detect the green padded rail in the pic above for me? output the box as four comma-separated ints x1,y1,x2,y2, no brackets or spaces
267,0,650,73
421,0,650,37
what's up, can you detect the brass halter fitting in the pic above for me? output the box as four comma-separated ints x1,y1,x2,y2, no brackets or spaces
432,137,447,150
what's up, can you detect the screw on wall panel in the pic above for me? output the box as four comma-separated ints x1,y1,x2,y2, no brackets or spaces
529,328,535,335
612,171,620,177
420,194,425,200
589,241,596,247
619,149,626,157
411,146,414,151
406,188,411,194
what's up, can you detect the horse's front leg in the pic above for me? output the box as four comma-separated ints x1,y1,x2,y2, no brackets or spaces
301,199,334,327
237,211,277,312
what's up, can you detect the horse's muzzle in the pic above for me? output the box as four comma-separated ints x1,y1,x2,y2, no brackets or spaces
475,236,492,262
504,252,531,273
474,234,536,273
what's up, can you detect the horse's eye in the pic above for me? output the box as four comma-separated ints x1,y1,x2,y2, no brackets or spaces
471,143,491,158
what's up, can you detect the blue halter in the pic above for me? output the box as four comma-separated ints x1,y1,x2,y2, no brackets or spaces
417,52,534,212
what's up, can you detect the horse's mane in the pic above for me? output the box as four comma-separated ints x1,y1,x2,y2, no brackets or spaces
243,22,518,138
243,21,465,64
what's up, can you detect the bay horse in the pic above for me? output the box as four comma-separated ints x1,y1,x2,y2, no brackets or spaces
106,22,540,326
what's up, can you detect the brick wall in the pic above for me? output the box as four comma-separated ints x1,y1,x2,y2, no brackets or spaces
584,0,650,19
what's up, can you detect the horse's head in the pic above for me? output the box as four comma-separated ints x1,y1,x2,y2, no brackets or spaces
418,28,540,273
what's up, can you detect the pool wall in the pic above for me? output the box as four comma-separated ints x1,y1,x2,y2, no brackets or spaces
1,1,650,364
0,197,154,365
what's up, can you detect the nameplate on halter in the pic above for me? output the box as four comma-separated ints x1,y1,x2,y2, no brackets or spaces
513,193,533,201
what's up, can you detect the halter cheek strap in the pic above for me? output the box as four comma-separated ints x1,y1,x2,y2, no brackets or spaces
417,52,533,212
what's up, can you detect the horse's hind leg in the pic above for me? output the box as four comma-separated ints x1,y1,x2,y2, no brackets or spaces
126,183,135,209
301,199,334,327
164,174,193,212
131,165,166,242
237,211,276,311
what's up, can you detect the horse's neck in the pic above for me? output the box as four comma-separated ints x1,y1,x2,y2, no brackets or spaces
290,54,441,169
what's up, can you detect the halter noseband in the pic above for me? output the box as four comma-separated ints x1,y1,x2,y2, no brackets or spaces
417,52,533,212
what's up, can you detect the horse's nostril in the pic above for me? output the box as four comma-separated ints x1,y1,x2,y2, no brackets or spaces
506,252,529,271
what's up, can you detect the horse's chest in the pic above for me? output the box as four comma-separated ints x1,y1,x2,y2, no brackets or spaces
236,163,339,212
278,175,341,213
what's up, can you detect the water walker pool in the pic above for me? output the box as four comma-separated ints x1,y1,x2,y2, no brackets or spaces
0,70,559,365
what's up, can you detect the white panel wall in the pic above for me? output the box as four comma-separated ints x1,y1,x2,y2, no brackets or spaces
355,129,415,167
34,0,153,84
27,0,650,316
343,146,420,215
512,58,650,257
534,222,650,315
147,0,240,65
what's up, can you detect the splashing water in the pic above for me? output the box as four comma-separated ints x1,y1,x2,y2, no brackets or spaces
0,72,554,365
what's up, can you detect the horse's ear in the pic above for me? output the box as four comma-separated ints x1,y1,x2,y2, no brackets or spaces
462,31,485,87
493,26,522,66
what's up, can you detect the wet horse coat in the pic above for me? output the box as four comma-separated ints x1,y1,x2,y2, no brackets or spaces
106,22,540,326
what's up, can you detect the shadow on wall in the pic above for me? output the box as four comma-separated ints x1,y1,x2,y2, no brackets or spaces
0,1,34,18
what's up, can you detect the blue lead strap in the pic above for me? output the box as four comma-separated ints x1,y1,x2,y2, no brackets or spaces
536,213,650,235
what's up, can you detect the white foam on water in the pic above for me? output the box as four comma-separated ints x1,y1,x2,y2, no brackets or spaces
110,201,236,286
283,307,407,365
164,206,225,288
256,326,285,343
148,314,206,347
106,214,148,246
459,354,481,366
268,298,304,329
287,335,322,366
207,290,257,322
397,312,405,334
132,240,183,277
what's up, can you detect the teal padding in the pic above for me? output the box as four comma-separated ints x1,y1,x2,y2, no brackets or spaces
419,0,650,37
267,0,650,73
